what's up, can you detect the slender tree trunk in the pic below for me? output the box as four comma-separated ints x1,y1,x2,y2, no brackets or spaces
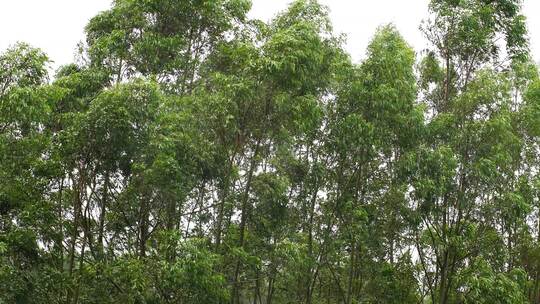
232,138,262,304
57,178,65,271
97,171,109,260
138,196,149,258
215,147,239,250
254,268,262,304
68,173,81,277
346,240,355,304
267,270,275,304
72,235,86,304
68,167,85,304
439,249,450,304
305,169,320,304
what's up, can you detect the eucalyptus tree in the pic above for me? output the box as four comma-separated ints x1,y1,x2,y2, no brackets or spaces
323,25,422,304
519,65,540,303
0,43,57,303
195,1,344,302
410,0,531,302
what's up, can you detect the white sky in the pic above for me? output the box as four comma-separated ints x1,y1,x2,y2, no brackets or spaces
1,0,539,70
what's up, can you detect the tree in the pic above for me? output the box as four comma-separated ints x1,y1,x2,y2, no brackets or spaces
411,0,532,302
0,43,60,303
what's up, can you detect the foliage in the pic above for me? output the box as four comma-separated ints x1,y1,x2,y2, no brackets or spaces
1,0,539,303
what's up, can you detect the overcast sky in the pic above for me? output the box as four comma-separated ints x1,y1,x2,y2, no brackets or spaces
1,0,539,70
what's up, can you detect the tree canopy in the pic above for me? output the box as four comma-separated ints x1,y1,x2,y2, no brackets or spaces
1,0,540,303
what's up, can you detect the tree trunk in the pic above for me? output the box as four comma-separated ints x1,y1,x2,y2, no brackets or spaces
232,138,262,304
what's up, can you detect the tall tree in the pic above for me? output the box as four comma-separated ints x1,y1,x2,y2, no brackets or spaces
411,0,531,302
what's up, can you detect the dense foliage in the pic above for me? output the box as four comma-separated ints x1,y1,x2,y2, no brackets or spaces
1,0,540,303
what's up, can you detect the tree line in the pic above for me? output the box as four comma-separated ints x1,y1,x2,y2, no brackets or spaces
1,0,540,303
